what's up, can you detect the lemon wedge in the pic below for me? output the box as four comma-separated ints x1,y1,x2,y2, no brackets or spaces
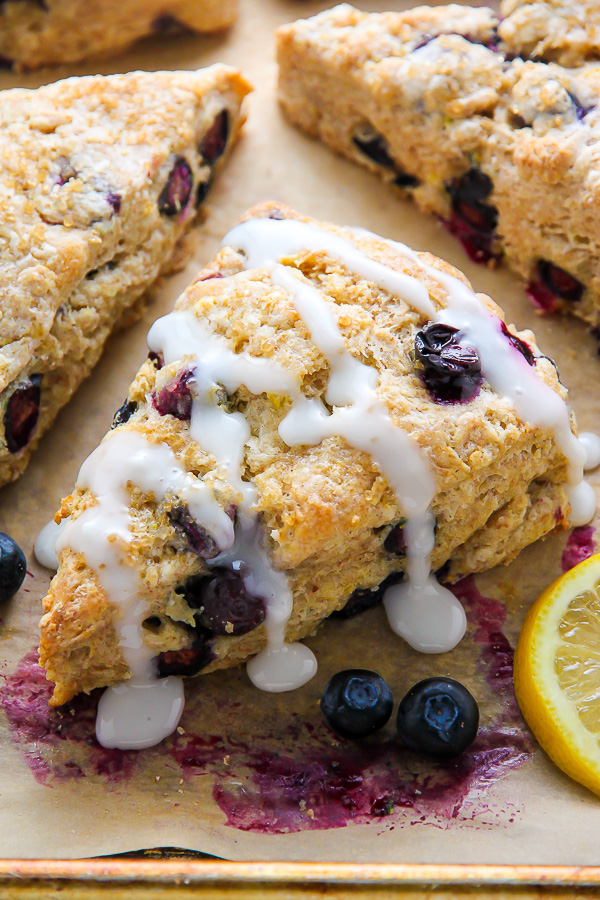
514,552,600,797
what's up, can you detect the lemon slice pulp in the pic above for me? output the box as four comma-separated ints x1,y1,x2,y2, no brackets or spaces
514,552,600,797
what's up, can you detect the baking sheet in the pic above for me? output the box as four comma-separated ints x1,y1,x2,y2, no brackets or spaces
1,0,600,864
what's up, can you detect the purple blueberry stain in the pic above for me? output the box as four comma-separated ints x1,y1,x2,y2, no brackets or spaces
445,169,500,264
562,525,596,573
106,192,121,215
0,650,137,785
152,367,195,420
200,110,229,165
3,374,42,453
415,323,483,403
527,260,584,312
158,156,193,217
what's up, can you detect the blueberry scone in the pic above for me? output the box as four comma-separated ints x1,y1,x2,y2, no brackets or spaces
0,66,250,489
0,0,238,71
276,5,600,328
499,0,600,67
39,202,589,742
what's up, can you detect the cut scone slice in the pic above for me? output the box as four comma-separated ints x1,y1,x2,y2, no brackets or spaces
0,66,250,488
39,202,588,738
276,5,600,330
0,0,238,71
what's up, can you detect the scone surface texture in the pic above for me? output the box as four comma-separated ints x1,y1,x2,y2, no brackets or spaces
39,202,574,707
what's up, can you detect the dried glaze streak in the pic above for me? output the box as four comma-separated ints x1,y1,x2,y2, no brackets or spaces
562,525,597,573
0,651,137,784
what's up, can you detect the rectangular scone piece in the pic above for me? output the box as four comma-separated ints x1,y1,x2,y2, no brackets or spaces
39,201,584,708
0,66,250,488
276,4,600,329
0,0,238,70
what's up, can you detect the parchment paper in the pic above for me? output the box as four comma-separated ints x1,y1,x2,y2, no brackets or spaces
1,0,600,864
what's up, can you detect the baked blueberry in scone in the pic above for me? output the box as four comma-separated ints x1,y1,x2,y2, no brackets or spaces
276,5,600,330
0,66,250,488
0,0,238,71
39,202,589,749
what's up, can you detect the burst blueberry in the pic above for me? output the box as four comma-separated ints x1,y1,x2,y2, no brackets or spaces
4,375,42,453
158,156,192,217
200,110,229,164
168,505,221,559
446,168,499,263
499,320,535,366
157,631,215,678
396,677,479,759
329,572,404,620
528,260,584,312
352,126,419,186
183,568,266,636
320,669,394,739
0,532,27,603
153,368,195,420
111,399,137,429
415,323,483,403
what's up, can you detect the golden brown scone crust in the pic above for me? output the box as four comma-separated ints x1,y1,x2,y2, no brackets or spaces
499,0,600,66
40,201,573,706
0,0,238,71
276,4,600,329
0,66,250,488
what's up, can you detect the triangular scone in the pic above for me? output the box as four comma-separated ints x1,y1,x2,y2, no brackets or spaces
0,0,238,70
0,66,250,487
276,5,600,328
40,202,580,707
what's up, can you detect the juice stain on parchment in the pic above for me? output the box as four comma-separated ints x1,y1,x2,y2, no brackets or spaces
0,527,594,831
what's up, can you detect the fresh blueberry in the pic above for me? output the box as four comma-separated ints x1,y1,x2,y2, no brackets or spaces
168,505,221,560
158,157,193,217
415,323,483,403
499,320,535,365
157,631,215,678
200,110,229,165
320,669,394,739
152,368,195,420
111,399,137,429
445,168,499,263
4,375,42,453
0,532,26,603
183,568,266,636
396,677,479,759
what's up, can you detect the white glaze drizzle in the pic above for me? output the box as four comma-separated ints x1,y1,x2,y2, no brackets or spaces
56,429,233,749
34,516,69,570
225,221,466,655
148,311,318,691
580,432,600,471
